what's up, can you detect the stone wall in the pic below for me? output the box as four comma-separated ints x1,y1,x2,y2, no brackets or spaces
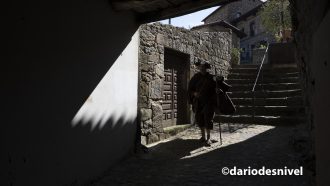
291,0,330,185
252,48,268,64
192,25,240,49
139,23,232,144
268,43,296,65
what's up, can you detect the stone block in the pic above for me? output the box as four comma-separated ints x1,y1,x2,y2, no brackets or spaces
141,30,155,41
141,72,152,82
154,64,164,78
143,119,153,129
147,134,159,144
156,33,165,44
156,127,164,133
152,102,162,117
186,45,193,54
140,81,149,97
144,129,152,135
165,133,171,139
140,63,153,72
152,102,163,128
140,108,152,121
143,40,154,47
157,45,164,54
150,78,163,99
140,52,148,62
151,128,158,133
141,136,147,145
148,53,159,63
158,133,166,141
159,55,164,63
202,52,209,59
139,96,150,108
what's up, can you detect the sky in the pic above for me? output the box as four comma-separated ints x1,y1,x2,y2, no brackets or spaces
159,6,219,29
158,0,267,29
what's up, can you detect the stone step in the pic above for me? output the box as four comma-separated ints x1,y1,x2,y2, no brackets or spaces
232,64,259,68
229,83,301,92
230,68,258,73
228,72,300,79
214,115,305,126
226,77,300,84
163,124,193,136
231,96,303,106
227,89,302,98
232,63,297,68
230,67,299,74
262,67,299,73
234,105,305,116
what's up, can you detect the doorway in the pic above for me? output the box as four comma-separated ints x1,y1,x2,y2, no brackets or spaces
162,48,190,128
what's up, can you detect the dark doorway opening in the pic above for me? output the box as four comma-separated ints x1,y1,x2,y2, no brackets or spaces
162,48,190,128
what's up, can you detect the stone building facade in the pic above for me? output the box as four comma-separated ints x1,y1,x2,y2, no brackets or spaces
202,0,275,64
203,0,262,24
233,7,275,63
139,23,232,144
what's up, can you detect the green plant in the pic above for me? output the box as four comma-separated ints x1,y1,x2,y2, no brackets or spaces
259,0,292,40
231,47,241,65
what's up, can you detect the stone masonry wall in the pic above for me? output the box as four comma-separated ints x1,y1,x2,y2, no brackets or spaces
291,0,330,184
139,23,232,144
193,25,240,49
204,0,262,24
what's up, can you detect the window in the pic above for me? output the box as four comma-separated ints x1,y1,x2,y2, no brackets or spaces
250,21,256,36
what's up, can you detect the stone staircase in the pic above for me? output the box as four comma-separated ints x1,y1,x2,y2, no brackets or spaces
214,64,306,126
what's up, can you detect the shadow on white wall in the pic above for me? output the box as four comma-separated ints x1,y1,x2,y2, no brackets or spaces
72,30,139,130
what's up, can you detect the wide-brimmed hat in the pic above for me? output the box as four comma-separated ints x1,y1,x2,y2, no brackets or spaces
194,59,211,69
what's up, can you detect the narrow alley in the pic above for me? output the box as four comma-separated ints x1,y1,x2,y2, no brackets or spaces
89,124,311,186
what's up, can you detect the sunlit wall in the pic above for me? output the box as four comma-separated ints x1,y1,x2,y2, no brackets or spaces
72,30,139,130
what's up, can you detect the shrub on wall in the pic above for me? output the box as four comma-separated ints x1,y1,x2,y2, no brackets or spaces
231,47,241,65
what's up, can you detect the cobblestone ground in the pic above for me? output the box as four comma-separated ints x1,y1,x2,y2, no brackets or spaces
89,124,311,186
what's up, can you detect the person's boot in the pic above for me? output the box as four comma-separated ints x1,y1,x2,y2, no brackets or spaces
199,128,206,142
205,129,212,146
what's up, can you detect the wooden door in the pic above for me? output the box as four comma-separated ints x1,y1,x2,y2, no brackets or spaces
162,68,178,127
162,49,189,128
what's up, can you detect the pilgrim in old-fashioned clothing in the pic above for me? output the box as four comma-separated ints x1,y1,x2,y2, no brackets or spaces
188,59,217,146
188,59,236,146
188,70,217,130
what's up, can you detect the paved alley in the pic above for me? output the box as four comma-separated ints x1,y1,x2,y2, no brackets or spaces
89,124,311,186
